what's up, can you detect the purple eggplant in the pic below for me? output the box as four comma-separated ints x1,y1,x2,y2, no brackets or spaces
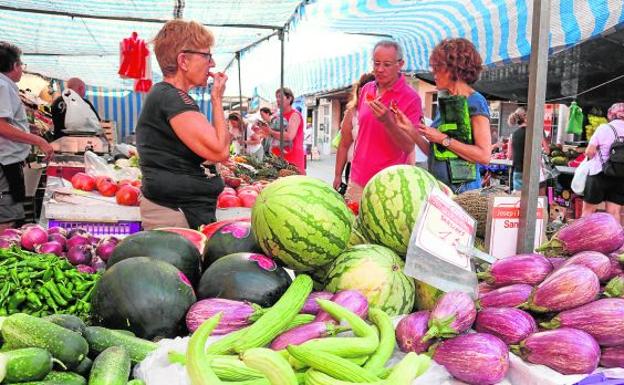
185,298,266,334
395,311,432,353
540,298,624,346
604,275,624,298
477,281,495,296
315,290,368,323
560,251,611,281
511,328,600,375
424,291,476,341
432,333,509,385
528,265,600,313
477,284,532,309
270,321,340,350
537,213,624,256
600,346,624,368
477,253,552,287
301,291,334,315
475,307,537,345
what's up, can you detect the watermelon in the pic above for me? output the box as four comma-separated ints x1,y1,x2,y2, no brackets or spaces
360,165,439,256
197,252,292,307
252,176,353,271
202,220,262,269
108,230,202,286
200,218,250,240
348,215,369,247
414,279,445,311
156,227,207,256
324,244,416,315
91,257,196,339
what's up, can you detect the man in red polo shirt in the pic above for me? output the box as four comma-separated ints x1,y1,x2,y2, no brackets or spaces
345,40,426,202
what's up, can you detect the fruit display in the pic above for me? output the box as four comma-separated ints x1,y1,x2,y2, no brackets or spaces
548,143,584,167
71,172,141,206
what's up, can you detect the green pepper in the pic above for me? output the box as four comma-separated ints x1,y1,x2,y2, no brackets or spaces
53,267,65,282
17,271,32,280
66,282,74,291
42,268,53,281
39,286,58,312
26,291,43,309
20,278,31,287
8,291,27,313
10,267,19,285
43,281,68,307
0,307,7,316
57,283,73,301
67,305,77,314
74,280,95,293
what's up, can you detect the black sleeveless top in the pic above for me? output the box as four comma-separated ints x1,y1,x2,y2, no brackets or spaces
511,125,526,172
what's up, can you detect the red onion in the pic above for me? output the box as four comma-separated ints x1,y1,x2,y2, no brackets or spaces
315,290,368,323
66,245,93,266
395,311,432,353
47,233,67,250
95,238,117,262
1,233,20,243
35,241,63,256
66,234,91,250
90,255,106,272
76,264,95,274
46,226,67,236
301,291,334,315
67,228,89,239
20,225,48,251
0,237,15,249
1,228,21,238
89,236,101,246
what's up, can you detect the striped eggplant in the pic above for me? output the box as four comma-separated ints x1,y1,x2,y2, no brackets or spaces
314,290,368,322
606,252,624,280
301,291,333,314
477,281,495,296
600,346,624,368
432,333,509,385
475,307,537,345
547,257,566,270
395,311,432,353
477,284,532,309
604,275,624,298
511,328,600,375
527,265,600,313
185,298,265,334
537,213,624,256
270,321,341,350
424,291,476,341
559,251,611,281
540,298,624,346
477,254,552,287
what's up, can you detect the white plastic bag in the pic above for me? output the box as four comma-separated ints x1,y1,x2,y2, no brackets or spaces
571,159,590,195
62,89,102,134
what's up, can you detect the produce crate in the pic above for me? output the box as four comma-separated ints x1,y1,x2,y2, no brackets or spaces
47,219,141,238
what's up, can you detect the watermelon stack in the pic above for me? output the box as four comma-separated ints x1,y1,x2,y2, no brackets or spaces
325,244,416,315
252,176,353,271
359,165,439,256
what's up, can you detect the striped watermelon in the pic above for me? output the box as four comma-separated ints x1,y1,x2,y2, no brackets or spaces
348,215,369,247
360,165,439,255
252,176,353,271
324,244,416,315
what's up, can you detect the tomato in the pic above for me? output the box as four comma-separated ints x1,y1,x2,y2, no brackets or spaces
71,173,96,191
118,179,133,186
115,185,140,206
97,178,118,197
131,180,142,188
238,189,258,208
347,201,359,215
222,187,237,196
217,193,242,208
365,92,375,102
238,185,259,195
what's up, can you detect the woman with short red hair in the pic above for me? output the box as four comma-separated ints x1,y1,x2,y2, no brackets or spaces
136,20,230,229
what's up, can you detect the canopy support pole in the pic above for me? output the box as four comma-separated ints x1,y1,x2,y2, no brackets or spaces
278,27,285,158
237,51,246,149
517,0,551,253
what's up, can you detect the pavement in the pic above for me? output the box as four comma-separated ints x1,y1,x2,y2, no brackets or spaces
305,153,336,185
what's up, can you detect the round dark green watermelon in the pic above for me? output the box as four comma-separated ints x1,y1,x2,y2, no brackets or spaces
197,252,291,307
92,257,196,339
108,230,202,286
203,221,262,270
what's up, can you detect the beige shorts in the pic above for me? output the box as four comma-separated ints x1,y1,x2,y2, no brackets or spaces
345,181,364,203
140,197,189,230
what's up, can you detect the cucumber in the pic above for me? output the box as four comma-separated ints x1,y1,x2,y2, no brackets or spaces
126,381,145,385
44,371,87,385
44,315,86,335
83,327,157,364
112,330,135,337
73,357,93,377
0,314,88,369
88,346,130,385
0,347,53,383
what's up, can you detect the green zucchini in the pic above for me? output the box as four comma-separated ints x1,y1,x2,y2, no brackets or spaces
0,347,53,383
83,327,157,364
0,314,88,369
44,315,86,335
88,346,131,385
74,357,93,377
44,371,87,385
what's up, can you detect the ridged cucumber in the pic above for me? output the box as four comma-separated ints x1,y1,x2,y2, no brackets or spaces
0,314,88,369
83,327,157,364
0,347,53,383
88,346,130,385
241,348,297,385
44,315,86,335
44,371,87,385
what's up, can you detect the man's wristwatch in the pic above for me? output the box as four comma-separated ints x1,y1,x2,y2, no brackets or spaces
441,136,452,148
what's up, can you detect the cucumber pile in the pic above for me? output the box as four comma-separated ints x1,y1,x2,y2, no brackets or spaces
0,313,156,384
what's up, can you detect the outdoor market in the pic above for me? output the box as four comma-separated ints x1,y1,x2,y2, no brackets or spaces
1,0,624,384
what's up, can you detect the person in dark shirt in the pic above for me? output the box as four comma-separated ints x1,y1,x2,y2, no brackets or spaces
50,77,100,139
135,20,230,230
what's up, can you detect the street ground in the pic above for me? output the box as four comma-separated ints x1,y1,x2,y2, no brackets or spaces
305,153,336,186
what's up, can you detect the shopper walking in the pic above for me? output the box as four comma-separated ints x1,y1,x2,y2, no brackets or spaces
507,107,528,191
